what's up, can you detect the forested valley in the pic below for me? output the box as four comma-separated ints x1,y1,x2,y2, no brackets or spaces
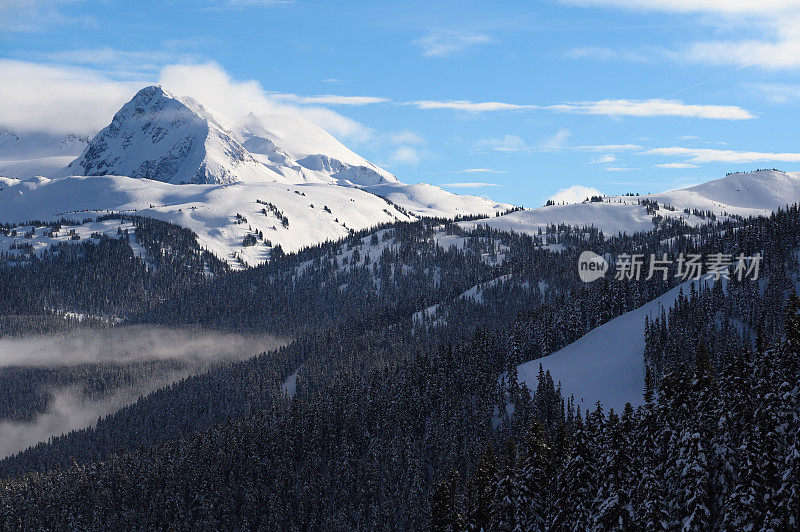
1,207,799,529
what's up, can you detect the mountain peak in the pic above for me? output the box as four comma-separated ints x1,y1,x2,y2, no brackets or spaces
67,85,278,185
131,84,170,102
64,85,401,187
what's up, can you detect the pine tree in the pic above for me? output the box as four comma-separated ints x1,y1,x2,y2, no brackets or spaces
593,410,636,530
431,468,462,532
550,412,596,530
514,421,547,531
786,290,800,353
490,442,518,532
779,425,800,528
466,446,497,531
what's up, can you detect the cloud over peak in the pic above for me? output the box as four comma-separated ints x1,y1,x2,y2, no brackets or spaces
0,59,378,146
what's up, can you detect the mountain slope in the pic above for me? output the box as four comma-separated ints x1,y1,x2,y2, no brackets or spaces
0,174,417,267
517,279,709,411
464,169,800,237
655,169,800,211
238,112,396,186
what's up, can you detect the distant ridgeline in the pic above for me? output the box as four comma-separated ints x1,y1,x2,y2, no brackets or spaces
1,206,800,529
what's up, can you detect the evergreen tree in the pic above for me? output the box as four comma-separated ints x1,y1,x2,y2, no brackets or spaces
491,442,518,532
514,420,547,531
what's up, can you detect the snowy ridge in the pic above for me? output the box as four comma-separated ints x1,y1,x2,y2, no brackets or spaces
464,170,800,237
0,173,511,267
366,182,511,219
0,174,421,268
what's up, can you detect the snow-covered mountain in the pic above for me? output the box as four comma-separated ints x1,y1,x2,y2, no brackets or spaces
60,85,398,188
0,172,515,268
15,86,799,270
0,85,512,266
64,86,281,185
0,174,417,266
463,169,800,237
236,111,396,186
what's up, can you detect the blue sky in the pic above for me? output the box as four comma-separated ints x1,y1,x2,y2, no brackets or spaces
3,0,800,206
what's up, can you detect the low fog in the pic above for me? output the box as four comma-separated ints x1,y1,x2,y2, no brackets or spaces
0,326,286,459
0,325,285,367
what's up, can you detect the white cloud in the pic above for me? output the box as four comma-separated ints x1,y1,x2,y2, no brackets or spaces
159,62,284,116
0,0,94,32
475,134,529,152
645,146,800,163
474,130,572,152
158,62,375,144
605,166,638,172
413,30,493,58
562,0,800,13
748,82,800,103
687,39,800,70
388,130,425,145
390,146,421,165
540,128,571,149
591,154,617,164
412,100,531,112
442,182,501,188
452,168,508,173
0,59,141,134
299,107,375,144
565,0,800,70
547,185,604,204
271,93,389,106
410,98,751,119
656,162,699,168
474,135,647,155
0,60,377,146
548,99,754,120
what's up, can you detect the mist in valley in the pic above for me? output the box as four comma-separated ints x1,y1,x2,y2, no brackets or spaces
0,326,286,459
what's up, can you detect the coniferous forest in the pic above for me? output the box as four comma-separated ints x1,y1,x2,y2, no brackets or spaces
0,207,799,529
6,2,800,527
